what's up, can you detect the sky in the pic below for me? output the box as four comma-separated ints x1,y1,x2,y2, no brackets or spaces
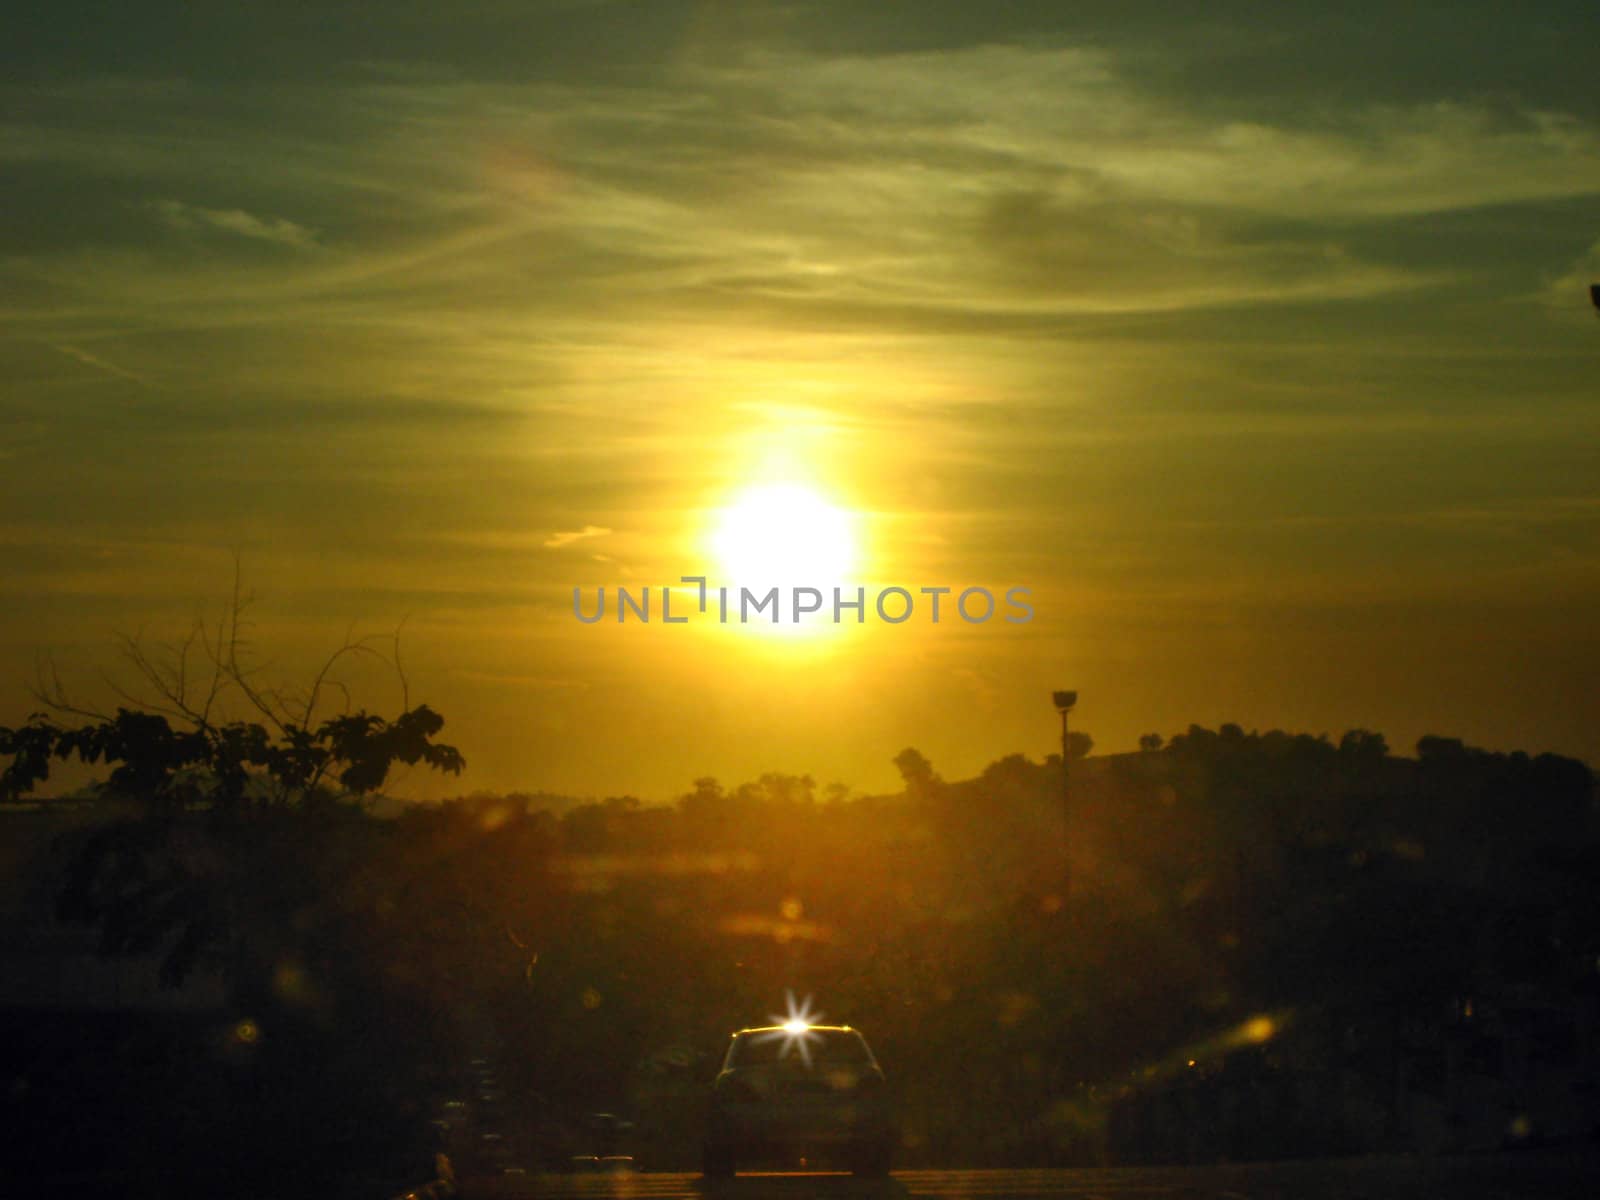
4,2,1599,801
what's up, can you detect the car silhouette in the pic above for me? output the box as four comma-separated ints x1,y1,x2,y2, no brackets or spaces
703,1024,895,1178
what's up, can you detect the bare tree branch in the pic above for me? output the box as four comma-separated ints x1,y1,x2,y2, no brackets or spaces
20,561,433,811
28,650,114,723
392,615,412,713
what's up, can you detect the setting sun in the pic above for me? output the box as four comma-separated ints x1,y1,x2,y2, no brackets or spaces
709,483,858,593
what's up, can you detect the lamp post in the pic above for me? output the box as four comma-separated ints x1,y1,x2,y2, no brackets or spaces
1052,689,1077,900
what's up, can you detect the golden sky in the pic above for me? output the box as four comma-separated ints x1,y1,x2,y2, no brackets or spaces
4,3,1598,798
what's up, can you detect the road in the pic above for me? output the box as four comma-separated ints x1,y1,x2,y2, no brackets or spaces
460,1152,1600,1200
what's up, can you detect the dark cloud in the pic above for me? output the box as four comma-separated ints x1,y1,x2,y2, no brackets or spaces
5,1,713,84
11,1,1595,120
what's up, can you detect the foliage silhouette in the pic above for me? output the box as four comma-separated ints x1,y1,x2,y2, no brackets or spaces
1,586,467,1196
2,704,463,985
4,698,1596,1179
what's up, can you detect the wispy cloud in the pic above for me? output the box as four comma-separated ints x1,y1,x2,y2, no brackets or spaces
1541,237,1600,315
47,341,151,385
544,525,612,549
153,199,320,250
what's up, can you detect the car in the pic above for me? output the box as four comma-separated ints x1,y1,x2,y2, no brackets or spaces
702,1024,895,1178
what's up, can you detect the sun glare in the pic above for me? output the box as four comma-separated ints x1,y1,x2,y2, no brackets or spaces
702,482,865,641
711,483,856,592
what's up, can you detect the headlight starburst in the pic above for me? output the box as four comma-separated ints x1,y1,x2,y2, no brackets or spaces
755,990,826,1066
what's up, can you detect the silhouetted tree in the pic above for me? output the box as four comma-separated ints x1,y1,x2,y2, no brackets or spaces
677,775,735,836
0,580,469,1193
893,746,938,793
1337,728,1387,760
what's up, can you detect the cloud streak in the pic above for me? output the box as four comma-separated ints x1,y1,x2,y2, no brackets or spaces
152,199,320,250
544,525,613,549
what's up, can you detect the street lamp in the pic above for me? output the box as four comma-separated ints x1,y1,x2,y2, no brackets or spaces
1053,690,1077,899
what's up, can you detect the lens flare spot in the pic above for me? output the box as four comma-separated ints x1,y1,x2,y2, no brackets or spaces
272,961,311,1005
1243,1016,1276,1043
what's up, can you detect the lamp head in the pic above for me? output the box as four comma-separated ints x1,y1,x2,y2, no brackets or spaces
1052,690,1077,711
